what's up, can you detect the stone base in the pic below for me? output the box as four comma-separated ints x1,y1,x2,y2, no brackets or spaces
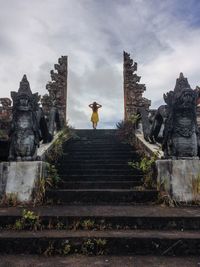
0,161,47,202
156,159,200,202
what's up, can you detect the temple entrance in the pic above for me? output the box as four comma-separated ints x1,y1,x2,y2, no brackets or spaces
67,62,124,129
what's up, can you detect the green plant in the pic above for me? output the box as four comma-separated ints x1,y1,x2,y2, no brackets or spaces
116,114,140,144
46,164,61,187
13,209,41,231
33,177,46,206
95,238,107,255
128,151,160,189
81,239,96,255
81,219,95,230
81,238,108,255
60,240,71,255
14,219,24,230
55,221,65,230
45,123,73,164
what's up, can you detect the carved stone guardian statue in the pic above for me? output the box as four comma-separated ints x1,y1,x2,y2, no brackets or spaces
162,73,199,158
9,75,40,161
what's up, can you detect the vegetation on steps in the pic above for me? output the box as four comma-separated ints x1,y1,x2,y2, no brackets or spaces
128,151,159,190
116,114,140,144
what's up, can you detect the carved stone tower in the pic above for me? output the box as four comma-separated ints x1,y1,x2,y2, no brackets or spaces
123,51,151,120
42,56,68,126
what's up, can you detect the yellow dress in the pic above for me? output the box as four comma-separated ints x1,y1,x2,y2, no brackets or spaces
91,111,99,123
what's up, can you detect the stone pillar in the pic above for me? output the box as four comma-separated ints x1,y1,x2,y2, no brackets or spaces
42,56,68,126
123,51,151,120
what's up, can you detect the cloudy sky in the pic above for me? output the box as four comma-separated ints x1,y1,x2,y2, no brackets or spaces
0,0,200,128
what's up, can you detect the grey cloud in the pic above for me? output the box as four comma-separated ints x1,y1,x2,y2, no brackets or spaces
0,0,199,128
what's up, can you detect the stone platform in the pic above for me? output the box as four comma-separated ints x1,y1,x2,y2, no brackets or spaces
156,159,200,202
0,161,47,202
0,255,199,267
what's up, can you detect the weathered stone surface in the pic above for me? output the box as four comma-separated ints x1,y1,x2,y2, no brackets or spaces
163,73,198,158
0,161,47,202
135,132,163,158
0,255,199,267
156,159,200,202
0,162,8,197
150,73,199,159
0,98,12,140
9,75,40,161
42,56,68,128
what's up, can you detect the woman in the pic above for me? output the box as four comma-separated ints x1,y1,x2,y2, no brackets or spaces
89,101,102,129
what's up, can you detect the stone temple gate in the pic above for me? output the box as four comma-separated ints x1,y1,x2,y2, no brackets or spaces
1,52,200,261
0,52,152,134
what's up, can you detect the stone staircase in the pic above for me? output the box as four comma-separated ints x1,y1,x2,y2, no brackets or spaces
47,130,157,204
0,129,200,256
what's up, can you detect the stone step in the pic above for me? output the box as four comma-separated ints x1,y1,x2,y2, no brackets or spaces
63,144,133,150
61,154,139,161
59,169,140,176
63,148,134,154
1,255,200,267
59,174,143,181
1,205,200,231
73,129,117,136
58,180,142,189
65,140,125,145
46,189,158,204
63,151,138,155
57,163,136,170
0,229,199,255
72,136,118,141
58,159,138,164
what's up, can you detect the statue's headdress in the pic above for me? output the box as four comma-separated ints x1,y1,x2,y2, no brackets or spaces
174,72,191,94
17,75,33,97
11,75,39,110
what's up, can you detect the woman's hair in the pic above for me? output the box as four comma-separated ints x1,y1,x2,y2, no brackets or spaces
92,102,98,112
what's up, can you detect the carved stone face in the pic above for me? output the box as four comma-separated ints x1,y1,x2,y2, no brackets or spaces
175,89,195,109
17,95,31,111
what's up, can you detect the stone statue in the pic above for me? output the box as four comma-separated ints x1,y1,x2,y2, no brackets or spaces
149,105,168,143
9,75,40,161
162,73,199,158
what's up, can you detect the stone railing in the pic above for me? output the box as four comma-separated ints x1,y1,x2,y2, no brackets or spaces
134,131,163,159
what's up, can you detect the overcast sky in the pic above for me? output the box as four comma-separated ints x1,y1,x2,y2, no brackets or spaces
0,0,200,128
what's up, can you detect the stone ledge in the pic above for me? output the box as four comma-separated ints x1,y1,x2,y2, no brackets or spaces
135,132,163,158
